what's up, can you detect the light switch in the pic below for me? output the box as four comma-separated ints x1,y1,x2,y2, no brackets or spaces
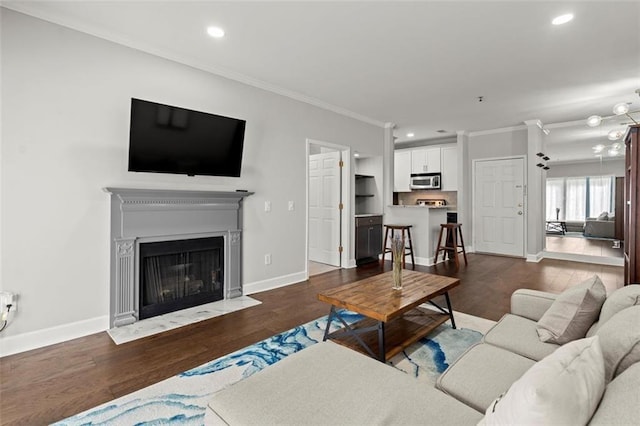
288,201,295,211
264,201,271,212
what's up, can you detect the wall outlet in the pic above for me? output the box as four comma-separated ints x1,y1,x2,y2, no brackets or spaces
288,201,295,211
264,201,271,212
0,292,16,313
264,254,272,265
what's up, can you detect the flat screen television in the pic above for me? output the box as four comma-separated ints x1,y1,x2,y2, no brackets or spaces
128,98,246,177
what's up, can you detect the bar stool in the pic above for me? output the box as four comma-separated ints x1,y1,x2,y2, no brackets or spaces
381,224,415,270
434,223,468,268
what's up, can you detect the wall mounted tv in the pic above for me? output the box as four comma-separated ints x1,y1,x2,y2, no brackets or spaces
128,98,246,177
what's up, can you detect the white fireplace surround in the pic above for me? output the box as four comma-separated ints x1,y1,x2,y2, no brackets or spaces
104,188,253,328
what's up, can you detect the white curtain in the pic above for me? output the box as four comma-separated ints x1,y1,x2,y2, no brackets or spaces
545,176,615,223
546,178,565,220
588,176,614,217
564,177,587,221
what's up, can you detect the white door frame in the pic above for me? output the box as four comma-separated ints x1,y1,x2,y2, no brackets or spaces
305,139,352,277
472,155,527,257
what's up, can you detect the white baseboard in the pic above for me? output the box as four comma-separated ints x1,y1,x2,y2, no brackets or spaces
0,315,109,357
542,251,624,266
344,258,357,269
526,252,544,262
243,271,308,295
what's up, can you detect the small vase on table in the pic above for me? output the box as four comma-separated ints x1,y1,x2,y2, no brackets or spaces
391,235,404,290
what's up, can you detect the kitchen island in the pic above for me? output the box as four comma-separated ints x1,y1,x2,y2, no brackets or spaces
384,206,447,266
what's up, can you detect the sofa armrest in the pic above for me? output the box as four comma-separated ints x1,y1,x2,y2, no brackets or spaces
510,289,557,321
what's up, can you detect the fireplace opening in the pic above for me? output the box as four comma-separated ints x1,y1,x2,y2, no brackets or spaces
139,236,224,320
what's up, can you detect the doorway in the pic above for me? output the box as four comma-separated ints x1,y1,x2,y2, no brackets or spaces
306,140,351,275
473,157,526,257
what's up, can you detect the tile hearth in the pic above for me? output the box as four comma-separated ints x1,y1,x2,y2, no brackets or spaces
107,296,261,344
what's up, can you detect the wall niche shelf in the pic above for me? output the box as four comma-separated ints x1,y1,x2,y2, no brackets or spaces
355,174,376,197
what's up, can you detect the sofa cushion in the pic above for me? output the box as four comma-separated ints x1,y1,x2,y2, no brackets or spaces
206,341,484,425
599,284,640,326
587,284,640,337
595,305,640,382
484,314,559,361
536,275,606,344
510,289,557,321
436,343,535,413
588,362,640,425
482,336,605,426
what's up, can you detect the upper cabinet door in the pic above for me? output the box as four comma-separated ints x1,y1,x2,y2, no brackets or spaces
394,150,411,192
411,147,441,173
441,146,458,191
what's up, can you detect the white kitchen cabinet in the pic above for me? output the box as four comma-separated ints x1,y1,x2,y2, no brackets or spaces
411,147,441,173
441,145,458,191
394,150,411,192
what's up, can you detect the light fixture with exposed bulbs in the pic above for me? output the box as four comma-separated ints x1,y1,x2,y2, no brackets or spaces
608,130,625,141
613,103,630,115
593,142,622,157
585,91,639,128
586,115,603,127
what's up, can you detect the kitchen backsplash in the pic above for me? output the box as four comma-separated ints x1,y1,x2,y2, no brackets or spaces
395,190,458,208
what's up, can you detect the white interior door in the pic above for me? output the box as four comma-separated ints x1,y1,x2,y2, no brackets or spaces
309,151,341,266
474,158,525,257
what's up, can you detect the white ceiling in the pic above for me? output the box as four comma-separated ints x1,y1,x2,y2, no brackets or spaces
3,1,640,159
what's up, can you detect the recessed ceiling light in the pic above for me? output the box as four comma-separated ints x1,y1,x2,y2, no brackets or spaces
436,130,447,133
406,133,415,138
552,13,574,25
207,26,225,38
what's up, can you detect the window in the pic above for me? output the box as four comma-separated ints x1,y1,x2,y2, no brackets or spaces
545,176,615,221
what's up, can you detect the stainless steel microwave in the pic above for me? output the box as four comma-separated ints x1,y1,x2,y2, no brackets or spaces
410,173,441,190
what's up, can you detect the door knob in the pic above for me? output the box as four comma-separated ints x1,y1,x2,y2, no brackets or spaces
518,211,523,215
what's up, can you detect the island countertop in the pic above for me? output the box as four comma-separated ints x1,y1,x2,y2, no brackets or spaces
383,206,447,266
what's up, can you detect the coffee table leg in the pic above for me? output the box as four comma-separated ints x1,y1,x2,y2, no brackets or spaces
378,321,386,362
445,292,456,329
323,306,337,341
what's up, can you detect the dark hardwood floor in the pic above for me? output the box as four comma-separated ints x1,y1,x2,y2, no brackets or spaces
0,254,623,425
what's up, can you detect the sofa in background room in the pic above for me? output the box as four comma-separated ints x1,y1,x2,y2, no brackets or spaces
584,212,616,239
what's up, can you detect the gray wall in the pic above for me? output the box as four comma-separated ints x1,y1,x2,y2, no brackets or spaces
462,128,528,248
0,9,382,348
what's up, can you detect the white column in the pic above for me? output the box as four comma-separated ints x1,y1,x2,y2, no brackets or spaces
524,119,547,261
382,122,396,214
456,130,470,238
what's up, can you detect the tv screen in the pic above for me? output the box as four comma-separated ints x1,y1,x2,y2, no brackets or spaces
128,98,246,177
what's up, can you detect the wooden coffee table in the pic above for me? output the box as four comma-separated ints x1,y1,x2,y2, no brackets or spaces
317,270,459,362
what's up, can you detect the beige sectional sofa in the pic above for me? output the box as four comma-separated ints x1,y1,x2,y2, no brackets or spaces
205,281,640,425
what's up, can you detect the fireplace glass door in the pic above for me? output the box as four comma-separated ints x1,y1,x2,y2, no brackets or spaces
139,236,224,320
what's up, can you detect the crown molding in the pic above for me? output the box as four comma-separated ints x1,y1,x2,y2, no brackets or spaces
547,156,625,166
2,4,386,129
468,124,527,137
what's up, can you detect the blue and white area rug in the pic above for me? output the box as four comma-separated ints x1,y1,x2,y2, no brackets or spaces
55,312,484,425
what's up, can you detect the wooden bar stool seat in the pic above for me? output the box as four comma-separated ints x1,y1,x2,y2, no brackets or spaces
434,223,468,269
381,224,415,270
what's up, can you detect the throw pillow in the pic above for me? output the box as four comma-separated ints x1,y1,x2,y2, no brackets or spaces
595,305,640,382
598,284,640,325
536,275,607,344
482,336,605,426
597,212,608,220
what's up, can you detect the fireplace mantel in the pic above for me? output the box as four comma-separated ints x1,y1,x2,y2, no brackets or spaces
104,188,253,328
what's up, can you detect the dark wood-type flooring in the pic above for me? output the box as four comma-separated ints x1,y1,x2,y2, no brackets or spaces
0,254,624,425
